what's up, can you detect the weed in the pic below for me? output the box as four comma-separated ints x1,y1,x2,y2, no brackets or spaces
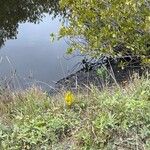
0,76,150,149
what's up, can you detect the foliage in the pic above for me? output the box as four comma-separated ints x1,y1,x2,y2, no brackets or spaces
97,66,109,80
0,77,150,149
59,0,150,57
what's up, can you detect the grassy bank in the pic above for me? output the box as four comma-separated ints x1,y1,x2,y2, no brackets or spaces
0,75,150,150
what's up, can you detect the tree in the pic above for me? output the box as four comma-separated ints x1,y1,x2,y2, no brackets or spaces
59,0,150,57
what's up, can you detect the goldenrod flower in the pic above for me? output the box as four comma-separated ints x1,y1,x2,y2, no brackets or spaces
65,91,74,106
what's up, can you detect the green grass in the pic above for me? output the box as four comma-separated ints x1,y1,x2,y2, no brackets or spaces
0,76,150,150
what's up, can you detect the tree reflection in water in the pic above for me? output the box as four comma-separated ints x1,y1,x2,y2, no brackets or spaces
0,0,64,47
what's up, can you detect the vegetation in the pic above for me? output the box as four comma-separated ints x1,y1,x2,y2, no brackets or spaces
0,1,150,150
59,0,150,57
0,76,150,149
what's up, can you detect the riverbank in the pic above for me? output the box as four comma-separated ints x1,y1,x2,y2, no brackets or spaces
0,75,150,149
55,56,147,91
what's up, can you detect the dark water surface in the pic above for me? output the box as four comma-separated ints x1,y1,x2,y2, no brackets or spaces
0,1,81,90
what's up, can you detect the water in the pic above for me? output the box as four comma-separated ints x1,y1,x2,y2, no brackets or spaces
0,1,82,90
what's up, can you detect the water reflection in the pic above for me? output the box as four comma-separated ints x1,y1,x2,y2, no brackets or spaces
0,0,63,47
0,1,82,91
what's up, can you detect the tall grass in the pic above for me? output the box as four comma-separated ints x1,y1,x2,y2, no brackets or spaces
0,75,150,150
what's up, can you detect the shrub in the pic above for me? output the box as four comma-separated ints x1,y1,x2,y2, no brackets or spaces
59,0,150,57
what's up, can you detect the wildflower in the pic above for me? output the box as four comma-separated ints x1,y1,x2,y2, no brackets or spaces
142,57,150,64
65,91,74,106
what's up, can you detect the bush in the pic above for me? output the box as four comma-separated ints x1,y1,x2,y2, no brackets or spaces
59,0,150,57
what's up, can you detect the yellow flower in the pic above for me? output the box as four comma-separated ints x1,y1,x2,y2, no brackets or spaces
142,58,150,64
64,91,74,106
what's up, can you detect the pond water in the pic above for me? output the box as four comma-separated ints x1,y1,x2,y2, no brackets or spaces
0,1,82,91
